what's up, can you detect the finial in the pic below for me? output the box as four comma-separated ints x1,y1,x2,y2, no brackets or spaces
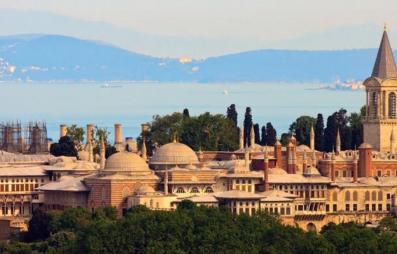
173,133,177,143
384,22,388,31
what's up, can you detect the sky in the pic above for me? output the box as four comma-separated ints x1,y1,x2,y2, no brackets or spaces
0,0,396,58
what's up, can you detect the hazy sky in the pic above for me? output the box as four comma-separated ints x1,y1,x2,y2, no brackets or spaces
0,0,396,57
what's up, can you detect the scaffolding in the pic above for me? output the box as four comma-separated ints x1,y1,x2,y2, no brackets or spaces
0,121,48,154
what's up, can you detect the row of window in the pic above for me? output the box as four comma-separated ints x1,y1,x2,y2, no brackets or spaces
0,183,39,192
175,186,214,194
326,203,391,212
330,191,389,202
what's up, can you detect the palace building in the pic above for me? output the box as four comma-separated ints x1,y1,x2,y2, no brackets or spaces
3,28,397,237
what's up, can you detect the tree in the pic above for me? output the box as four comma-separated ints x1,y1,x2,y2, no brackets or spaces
243,107,253,146
289,116,316,146
26,209,53,241
50,136,78,157
93,126,110,144
253,123,260,144
264,122,277,145
226,104,238,128
66,125,85,150
260,125,266,145
349,106,365,149
315,114,325,151
183,108,190,119
280,133,290,146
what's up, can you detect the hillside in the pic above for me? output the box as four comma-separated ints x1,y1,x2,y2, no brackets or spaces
0,34,383,82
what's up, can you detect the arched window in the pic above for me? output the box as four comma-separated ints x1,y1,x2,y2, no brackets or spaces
372,191,377,201
204,186,214,193
176,187,185,193
378,191,383,201
332,192,337,201
190,187,200,193
353,191,358,201
389,92,396,118
345,191,350,201
365,191,370,201
371,92,378,117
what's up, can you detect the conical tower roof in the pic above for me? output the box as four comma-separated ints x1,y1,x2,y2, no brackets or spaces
372,28,397,79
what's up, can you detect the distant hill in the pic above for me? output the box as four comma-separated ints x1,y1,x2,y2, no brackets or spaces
0,34,384,82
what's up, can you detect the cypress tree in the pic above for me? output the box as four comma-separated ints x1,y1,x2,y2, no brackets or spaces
315,114,325,151
244,107,253,146
183,108,190,118
253,124,260,144
265,122,277,145
260,125,266,145
226,104,238,128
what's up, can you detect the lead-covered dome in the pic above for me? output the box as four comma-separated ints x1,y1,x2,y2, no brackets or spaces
150,141,199,165
104,152,151,175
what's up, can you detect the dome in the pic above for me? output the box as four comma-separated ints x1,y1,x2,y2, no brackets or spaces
150,141,199,165
303,165,321,176
104,152,151,174
268,167,287,175
134,185,155,195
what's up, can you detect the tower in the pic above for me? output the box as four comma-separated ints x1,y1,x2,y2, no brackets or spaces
335,129,341,154
363,27,397,152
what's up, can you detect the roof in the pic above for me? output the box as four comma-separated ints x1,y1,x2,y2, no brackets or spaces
179,195,218,203
372,30,397,79
150,141,199,165
0,151,53,164
104,152,152,176
0,165,47,176
214,190,266,199
38,175,90,192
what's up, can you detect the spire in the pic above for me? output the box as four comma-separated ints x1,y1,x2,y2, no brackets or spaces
336,129,341,154
310,125,315,151
372,28,397,79
99,138,106,170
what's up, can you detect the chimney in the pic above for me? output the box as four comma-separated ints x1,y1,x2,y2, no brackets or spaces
331,152,336,182
263,150,269,191
114,123,123,145
359,143,373,177
310,125,315,151
274,140,282,168
353,152,358,182
86,124,94,144
60,124,67,139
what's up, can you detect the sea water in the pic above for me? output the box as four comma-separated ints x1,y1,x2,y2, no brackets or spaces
0,82,364,142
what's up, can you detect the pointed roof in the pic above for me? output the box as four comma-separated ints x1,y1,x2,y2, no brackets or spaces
372,29,397,79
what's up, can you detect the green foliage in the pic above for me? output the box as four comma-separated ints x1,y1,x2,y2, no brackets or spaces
289,116,316,146
243,107,253,146
226,104,238,127
143,111,238,152
66,125,85,149
8,208,397,254
49,136,78,157
93,126,110,144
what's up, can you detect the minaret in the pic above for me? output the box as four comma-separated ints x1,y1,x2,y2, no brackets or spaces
390,128,395,153
239,126,244,150
100,138,106,170
336,129,341,155
250,125,255,147
141,139,147,161
310,125,315,151
263,148,269,191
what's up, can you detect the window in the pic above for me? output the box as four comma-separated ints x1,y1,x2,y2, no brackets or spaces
378,191,383,201
378,204,382,211
204,187,214,193
371,91,378,117
345,191,351,202
333,204,337,212
353,191,358,201
372,204,376,211
190,187,200,193
372,191,377,201
326,204,329,212
353,204,357,211
389,92,396,118
387,204,391,211
176,187,185,193
377,170,382,177
365,191,370,201
333,192,337,201
345,204,350,211
286,207,291,215
365,204,370,211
